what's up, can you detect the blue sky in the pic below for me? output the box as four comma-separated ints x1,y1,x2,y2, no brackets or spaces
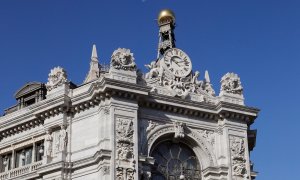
0,0,299,179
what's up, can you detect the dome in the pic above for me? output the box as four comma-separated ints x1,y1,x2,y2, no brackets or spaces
157,9,175,25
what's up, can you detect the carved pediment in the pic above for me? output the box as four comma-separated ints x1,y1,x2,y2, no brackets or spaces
15,82,45,99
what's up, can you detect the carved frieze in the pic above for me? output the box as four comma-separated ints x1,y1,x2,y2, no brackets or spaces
230,136,247,179
115,117,135,179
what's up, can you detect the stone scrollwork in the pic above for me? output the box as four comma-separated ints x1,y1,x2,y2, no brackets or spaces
111,48,136,71
230,136,247,178
220,73,243,95
46,66,68,91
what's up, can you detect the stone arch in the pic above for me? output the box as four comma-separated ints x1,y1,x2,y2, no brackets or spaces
146,124,217,169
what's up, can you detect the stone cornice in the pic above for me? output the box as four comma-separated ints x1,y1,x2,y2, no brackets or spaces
0,76,259,135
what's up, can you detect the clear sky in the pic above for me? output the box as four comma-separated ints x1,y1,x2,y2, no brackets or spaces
0,0,299,179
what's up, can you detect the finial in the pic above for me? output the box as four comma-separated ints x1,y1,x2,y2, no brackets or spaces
204,70,210,83
91,44,98,60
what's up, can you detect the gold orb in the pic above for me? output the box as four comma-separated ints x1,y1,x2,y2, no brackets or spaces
158,9,175,25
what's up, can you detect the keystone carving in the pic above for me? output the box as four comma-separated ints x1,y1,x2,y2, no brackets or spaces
174,121,185,138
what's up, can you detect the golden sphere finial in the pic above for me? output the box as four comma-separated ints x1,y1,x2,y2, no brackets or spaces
157,9,175,25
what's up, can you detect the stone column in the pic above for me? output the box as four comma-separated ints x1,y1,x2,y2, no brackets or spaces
11,148,15,169
32,141,36,163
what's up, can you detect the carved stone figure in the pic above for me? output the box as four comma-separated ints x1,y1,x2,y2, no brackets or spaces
174,121,185,138
46,66,68,91
111,48,136,71
45,130,53,157
146,120,157,134
145,61,159,79
126,169,134,180
59,125,67,151
116,167,124,180
220,73,243,95
190,71,203,92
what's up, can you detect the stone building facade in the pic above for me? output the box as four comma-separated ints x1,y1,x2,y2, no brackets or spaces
0,10,259,180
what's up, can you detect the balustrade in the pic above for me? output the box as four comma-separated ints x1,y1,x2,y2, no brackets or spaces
0,161,42,179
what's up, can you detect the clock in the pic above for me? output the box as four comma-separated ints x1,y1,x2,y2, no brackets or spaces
162,48,192,77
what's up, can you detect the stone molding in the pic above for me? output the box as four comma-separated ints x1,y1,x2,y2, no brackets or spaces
0,135,45,154
0,77,259,142
145,124,217,167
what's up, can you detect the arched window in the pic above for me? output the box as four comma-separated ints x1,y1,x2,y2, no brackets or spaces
151,140,201,180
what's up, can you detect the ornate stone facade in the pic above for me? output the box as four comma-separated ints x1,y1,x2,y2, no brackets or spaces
0,9,259,180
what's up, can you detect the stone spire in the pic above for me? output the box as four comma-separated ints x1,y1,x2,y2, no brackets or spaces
204,70,210,83
84,44,101,83
203,70,216,96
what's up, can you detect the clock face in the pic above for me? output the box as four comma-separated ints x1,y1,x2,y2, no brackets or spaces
163,48,192,77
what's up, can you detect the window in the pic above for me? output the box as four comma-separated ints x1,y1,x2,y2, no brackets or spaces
35,141,44,161
0,154,12,172
15,147,32,168
151,141,201,180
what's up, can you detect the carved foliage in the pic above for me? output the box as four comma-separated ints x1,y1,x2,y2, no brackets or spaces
230,136,247,178
111,48,136,71
220,73,243,95
46,66,68,91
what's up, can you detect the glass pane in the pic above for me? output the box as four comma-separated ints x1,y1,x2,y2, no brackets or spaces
151,141,201,180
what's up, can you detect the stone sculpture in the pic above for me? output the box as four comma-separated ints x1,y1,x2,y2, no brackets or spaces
220,73,243,95
111,48,136,71
46,66,68,91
